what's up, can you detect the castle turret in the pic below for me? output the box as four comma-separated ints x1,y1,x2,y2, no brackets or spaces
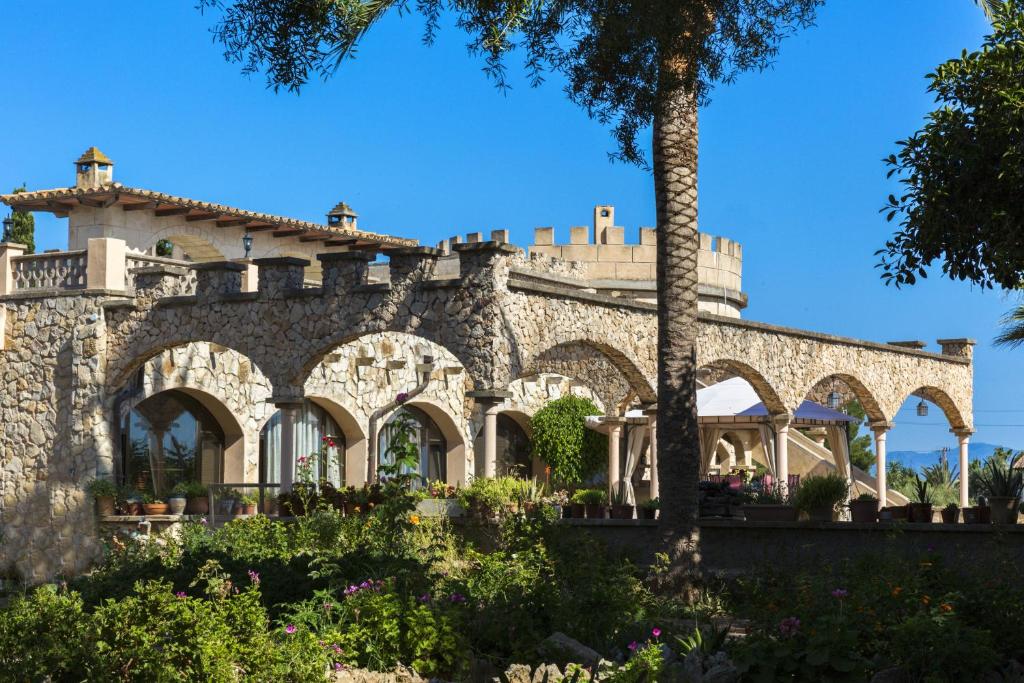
74,147,114,189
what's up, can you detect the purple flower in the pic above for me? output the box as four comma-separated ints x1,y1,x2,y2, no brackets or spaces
396,392,409,405
199,517,208,526
419,593,431,603
831,588,849,599
174,591,187,598
332,644,342,654
628,641,639,652
651,627,662,638
247,569,260,584
334,663,343,671
779,617,801,637
449,592,467,603
285,624,296,635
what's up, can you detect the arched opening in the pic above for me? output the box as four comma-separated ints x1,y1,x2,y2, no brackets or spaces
474,413,533,478
153,234,225,263
118,388,243,496
378,405,449,483
259,400,345,487
803,373,887,425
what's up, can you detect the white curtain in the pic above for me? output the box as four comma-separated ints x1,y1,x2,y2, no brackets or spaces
827,424,853,519
700,426,724,476
262,403,342,486
757,423,777,476
620,424,647,505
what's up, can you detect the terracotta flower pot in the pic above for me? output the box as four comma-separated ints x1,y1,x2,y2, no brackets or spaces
849,499,878,523
804,506,837,522
571,503,585,518
95,496,115,517
908,503,933,523
743,504,798,522
940,507,959,524
640,507,657,520
611,504,635,520
241,504,257,515
187,496,209,515
126,500,143,516
143,503,169,515
988,497,1020,525
881,505,909,521
584,504,605,519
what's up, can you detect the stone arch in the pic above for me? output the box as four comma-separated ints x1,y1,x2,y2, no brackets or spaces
697,358,788,416
523,339,654,409
306,396,368,486
112,341,274,483
400,397,468,486
151,232,225,263
896,385,968,431
803,372,887,424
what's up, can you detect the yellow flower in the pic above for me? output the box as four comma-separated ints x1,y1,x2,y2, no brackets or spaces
409,514,420,525
921,595,931,606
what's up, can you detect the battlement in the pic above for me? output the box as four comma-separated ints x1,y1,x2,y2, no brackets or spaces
526,206,744,315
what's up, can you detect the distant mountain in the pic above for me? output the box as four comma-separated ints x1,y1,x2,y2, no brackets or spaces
887,442,1003,473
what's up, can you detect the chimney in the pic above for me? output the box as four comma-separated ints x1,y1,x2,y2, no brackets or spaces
326,201,358,230
74,147,114,189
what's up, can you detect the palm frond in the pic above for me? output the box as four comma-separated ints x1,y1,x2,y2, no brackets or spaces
994,303,1024,348
974,0,1001,21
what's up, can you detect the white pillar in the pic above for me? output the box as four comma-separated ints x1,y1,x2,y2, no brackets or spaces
86,237,126,291
955,430,972,509
607,421,622,499
482,403,500,478
278,404,300,493
774,415,791,494
871,423,891,509
645,407,659,499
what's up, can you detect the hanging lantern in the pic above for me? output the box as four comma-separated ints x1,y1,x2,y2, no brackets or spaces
916,399,928,417
826,390,841,411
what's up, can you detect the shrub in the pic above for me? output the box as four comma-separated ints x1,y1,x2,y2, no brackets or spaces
570,488,606,505
531,395,607,486
0,585,92,678
86,478,117,499
172,480,207,498
791,473,848,513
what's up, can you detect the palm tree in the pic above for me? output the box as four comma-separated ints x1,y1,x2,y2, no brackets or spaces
197,0,821,561
995,303,1024,348
974,0,1001,21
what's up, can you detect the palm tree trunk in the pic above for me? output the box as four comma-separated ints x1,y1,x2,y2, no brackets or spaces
653,59,701,565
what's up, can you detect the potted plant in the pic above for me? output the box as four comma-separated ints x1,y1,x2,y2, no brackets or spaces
610,485,635,520
571,488,606,519
176,481,208,515
569,489,587,519
792,473,849,522
238,493,258,515
941,502,959,524
908,476,934,523
849,493,878,523
87,479,117,517
977,452,1023,525
142,494,169,515
220,488,239,516
122,487,144,516
742,484,797,522
639,497,660,520
167,482,189,515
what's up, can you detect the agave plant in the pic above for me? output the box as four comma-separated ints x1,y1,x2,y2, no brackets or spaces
977,451,1024,499
913,476,932,505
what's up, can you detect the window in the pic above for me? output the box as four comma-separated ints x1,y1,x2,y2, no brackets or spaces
474,414,532,477
378,407,447,483
259,401,344,486
119,390,225,496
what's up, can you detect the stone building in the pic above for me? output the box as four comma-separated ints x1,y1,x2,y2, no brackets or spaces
0,149,974,582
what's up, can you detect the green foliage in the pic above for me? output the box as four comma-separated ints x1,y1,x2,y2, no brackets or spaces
887,460,918,497
86,478,117,499
570,488,605,505
640,497,660,511
745,483,790,506
7,186,35,253
791,473,848,513
531,396,606,486
0,584,91,678
921,454,960,507
733,613,868,682
603,640,664,683
172,480,208,498
976,448,1024,498
912,476,931,504
155,239,174,257
880,0,1024,290
457,476,520,517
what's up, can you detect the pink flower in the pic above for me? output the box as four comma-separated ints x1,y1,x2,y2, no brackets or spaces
199,517,208,525
628,641,639,652
247,569,260,584
174,591,186,598
831,588,848,599
285,624,296,635
651,627,661,638
779,617,801,637
334,663,343,671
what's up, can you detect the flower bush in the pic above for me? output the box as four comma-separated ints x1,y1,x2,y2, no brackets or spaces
530,395,607,486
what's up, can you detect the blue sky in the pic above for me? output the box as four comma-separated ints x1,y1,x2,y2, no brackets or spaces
1,1,1017,454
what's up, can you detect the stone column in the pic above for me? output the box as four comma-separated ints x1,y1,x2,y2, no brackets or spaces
468,390,512,479
644,406,659,499
774,414,792,493
276,402,302,494
607,420,623,499
871,422,892,508
807,427,828,447
0,242,26,295
954,429,973,509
